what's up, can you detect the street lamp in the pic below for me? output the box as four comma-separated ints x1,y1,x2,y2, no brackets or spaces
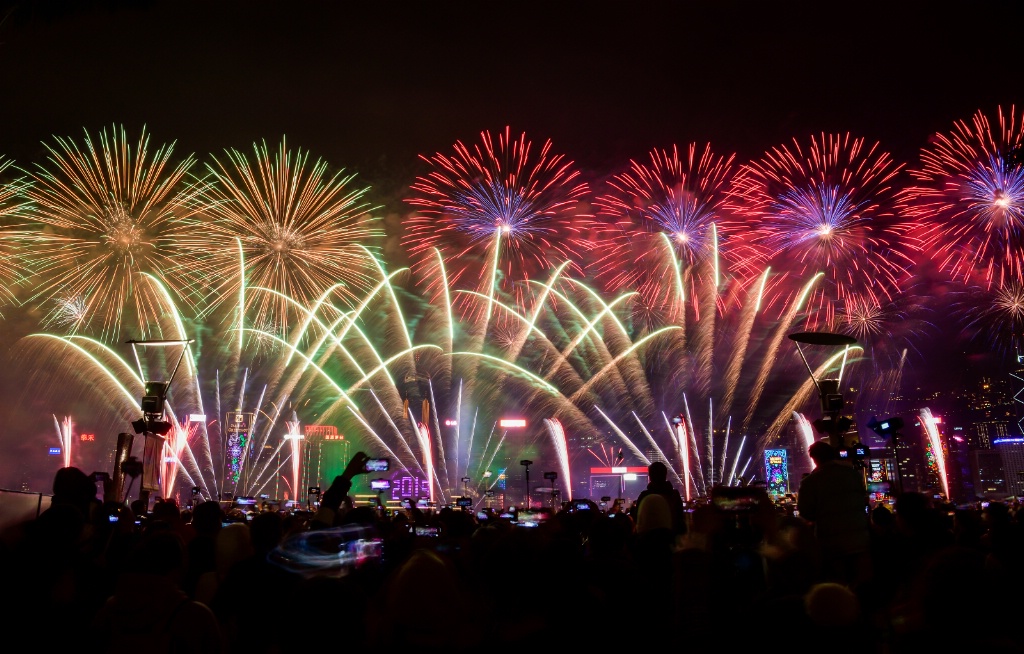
520,460,533,508
543,471,558,507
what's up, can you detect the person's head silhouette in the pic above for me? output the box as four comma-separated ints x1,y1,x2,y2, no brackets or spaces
808,441,838,465
648,461,669,484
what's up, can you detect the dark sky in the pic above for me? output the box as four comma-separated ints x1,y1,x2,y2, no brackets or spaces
2,1,1022,180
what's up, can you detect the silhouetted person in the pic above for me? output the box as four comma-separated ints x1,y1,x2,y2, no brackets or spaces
90,527,225,653
632,460,687,540
183,500,224,599
797,440,871,587
0,466,107,649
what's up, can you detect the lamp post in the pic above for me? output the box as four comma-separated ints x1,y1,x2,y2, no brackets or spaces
520,460,533,508
543,471,558,508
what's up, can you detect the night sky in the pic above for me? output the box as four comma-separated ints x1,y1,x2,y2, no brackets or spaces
1,0,1023,487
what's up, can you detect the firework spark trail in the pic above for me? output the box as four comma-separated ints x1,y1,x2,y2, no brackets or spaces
234,381,267,490
215,370,223,496
681,394,707,495
0,156,34,308
267,248,414,413
473,426,507,489
920,407,950,499
793,411,817,468
719,415,732,485
163,421,202,500
671,419,691,500
739,456,753,481
591,143,758,311
403,125,592,315
20,124,211,341
197,136,383,334
660,412,684,472
720,268,770,417
594,406,650,466
631,410,682,487
760,347,864,450
346,405,414,475
544,418,572,498
727,434,747,486
53,415,73,469
707,398,714,487
742,273,824,433
285,413,302,508
535,284,659,413
903,105,1024,290
426,382,452,496
143,272,219,495
736,132,917,329
412,417,438,505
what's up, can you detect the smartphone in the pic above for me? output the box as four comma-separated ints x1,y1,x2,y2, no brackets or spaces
415,525,439,537
364,458,390,472
574,500,591,511
370,478,391,491
456,496,472,508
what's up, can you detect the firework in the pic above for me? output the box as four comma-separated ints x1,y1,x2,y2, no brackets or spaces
403,126,592,318
196,135,385,335
902,105,1024,290
591,142,760,315
18,125,210,341
947,281,1024,358
919,407,949,499
735,132,919,330
0,156,34,307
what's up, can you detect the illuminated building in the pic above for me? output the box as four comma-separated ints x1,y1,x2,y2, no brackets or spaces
589,466,648,503
993,438,1024,497
971,449,1007,497
763,449,788,496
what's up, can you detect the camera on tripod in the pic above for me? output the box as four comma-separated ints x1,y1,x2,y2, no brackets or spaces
837,441,870,468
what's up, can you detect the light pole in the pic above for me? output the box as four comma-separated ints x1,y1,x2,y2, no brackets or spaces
544,471,558,508
520,460,533,508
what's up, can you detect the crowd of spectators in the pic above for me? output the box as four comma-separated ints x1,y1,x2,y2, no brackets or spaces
1,451,1023,653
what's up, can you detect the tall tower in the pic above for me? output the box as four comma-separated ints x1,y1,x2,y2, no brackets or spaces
1013,351,1024,436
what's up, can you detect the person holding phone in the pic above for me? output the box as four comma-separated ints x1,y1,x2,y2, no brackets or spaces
310,451,371,529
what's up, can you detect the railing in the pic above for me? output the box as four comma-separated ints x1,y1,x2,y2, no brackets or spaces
0,488,52,530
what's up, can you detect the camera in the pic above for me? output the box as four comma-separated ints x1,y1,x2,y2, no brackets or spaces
370,478,390,491
364,458,390,472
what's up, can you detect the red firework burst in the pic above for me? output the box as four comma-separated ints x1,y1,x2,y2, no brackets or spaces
900,105,1024,291
734,132,919,329
403,126,591,314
